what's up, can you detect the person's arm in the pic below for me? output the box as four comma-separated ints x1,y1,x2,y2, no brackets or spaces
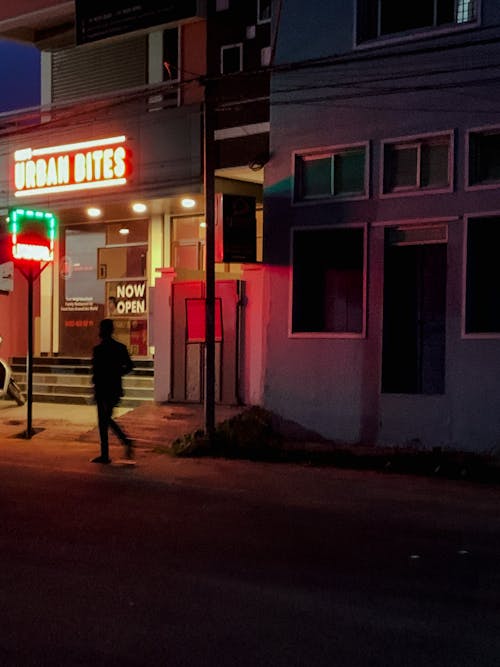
121,346,134,376
91,346,98,386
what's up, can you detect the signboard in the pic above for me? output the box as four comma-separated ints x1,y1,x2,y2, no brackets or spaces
76,0,202,45
107,280,147,317
186,298,222,343
215,194,257,263
8,208,57,263
14,136,130,198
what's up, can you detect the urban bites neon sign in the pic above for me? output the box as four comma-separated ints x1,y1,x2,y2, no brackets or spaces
14,135,129,197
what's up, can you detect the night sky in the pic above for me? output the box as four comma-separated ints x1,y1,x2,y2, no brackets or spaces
0,40,40,113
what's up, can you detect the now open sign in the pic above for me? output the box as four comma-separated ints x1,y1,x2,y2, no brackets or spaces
108,280,147,317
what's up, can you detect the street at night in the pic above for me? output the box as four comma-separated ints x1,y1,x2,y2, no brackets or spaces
1,2,500,664
0,437,499,666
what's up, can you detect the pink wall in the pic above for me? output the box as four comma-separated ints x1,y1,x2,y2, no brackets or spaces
0,266,40,360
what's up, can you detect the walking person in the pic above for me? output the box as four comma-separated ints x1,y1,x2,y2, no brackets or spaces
91,318,134,464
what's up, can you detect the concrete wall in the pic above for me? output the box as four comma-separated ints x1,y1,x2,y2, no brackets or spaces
263,0,500,451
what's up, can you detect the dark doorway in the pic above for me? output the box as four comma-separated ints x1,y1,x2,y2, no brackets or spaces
382,240,446,394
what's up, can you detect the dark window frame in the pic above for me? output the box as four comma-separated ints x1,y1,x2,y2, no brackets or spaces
293,143,369,203
464,215,500,336
381,132,453,196
163,26,180,83
290,225,367,338
356,0,478,45
467,127,500,189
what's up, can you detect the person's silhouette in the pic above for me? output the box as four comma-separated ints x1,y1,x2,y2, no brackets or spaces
91,318,134,463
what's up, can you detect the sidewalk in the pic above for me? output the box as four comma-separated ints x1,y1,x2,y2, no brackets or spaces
1,400,500,485
0,400,247,482
0,400,245,449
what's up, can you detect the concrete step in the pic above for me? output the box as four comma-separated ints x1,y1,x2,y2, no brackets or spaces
15,381,154,399
13,373,154,389
11,356,155,407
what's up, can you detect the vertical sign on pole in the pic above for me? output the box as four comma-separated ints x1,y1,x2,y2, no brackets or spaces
7,208,57,439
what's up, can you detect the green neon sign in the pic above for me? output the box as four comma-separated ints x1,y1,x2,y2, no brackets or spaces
7,208,57,262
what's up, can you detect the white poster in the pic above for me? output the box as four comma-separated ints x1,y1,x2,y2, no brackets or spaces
0,261,13,293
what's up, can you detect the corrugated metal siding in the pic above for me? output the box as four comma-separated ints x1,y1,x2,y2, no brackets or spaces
51,36,148,103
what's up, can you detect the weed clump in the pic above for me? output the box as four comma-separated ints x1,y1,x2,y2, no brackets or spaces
171,406,283,460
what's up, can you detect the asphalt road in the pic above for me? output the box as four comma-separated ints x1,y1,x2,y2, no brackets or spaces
0,442,499,666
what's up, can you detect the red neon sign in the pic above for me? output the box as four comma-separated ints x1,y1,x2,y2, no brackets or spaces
14,136,130,197
8,208,57,263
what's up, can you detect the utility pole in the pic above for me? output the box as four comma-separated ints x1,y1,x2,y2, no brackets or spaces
204,81,216,439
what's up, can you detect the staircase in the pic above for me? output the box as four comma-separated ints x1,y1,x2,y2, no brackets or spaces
10,357,154,408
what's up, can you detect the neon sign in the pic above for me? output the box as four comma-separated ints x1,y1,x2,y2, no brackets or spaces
14,136,129,197
8,208,57,263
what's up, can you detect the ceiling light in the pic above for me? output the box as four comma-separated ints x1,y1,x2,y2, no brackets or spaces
199,221,207,228
132,202,147,213
181,197,196,209
87,207,102,218
119,227,130,236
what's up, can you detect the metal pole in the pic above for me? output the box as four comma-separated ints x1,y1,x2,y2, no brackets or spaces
204,87,216,439
26,266,34,438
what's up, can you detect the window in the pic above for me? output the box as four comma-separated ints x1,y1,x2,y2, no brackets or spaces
468,128,500,187
292,227,365,335
163,27,179,81
357,0,476,43
171,215,206,272
383,135,451,193
221,44,243,74
216,0,230,9
294,146,367,201
258,0,271,23
465,217,500,334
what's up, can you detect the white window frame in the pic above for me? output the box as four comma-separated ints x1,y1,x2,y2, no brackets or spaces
292,142,369,205
257,0,272,24
380,131,454,198
288,223,368,339
220,43,243,74
354,0,480,49
465,125,500,192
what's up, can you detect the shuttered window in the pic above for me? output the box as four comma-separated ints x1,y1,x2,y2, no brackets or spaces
51,36,148,103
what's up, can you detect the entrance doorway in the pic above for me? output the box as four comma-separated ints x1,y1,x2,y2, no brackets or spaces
382,230,447,394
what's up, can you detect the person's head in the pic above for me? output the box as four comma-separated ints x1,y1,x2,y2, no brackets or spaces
108,296,117,313
99,318,114,339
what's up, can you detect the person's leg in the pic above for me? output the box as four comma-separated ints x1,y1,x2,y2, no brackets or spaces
109,408,134,458
95,399,111,462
